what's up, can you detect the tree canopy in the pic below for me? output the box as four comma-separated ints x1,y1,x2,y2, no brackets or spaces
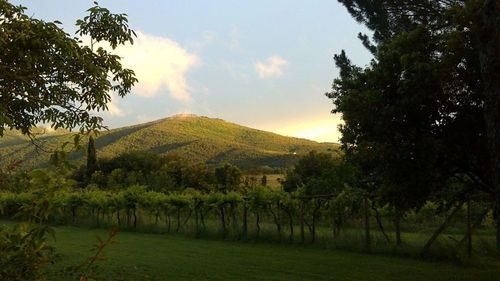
0,0,137,136
329,0,499,247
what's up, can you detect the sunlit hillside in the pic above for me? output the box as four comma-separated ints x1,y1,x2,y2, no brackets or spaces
0,115,339,169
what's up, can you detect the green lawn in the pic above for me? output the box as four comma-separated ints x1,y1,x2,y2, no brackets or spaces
45,225,500,281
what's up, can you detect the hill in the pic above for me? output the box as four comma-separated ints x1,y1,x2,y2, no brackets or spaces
0,115,339,170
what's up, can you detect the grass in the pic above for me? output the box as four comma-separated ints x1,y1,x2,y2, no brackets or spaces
44,225,500,281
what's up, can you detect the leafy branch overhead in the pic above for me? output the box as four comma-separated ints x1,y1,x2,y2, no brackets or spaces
0,0,138,137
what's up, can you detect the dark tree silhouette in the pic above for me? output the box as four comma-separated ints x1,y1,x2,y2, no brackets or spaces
330,0,500,247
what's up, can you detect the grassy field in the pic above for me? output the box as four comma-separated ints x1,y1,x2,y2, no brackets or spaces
44,225,500,281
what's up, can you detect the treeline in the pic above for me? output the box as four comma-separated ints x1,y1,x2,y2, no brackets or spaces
71,151,276,192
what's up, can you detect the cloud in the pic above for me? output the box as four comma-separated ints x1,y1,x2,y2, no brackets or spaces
106,100,124,117
229,26,242,51
255,56,288,78
93,31,199,103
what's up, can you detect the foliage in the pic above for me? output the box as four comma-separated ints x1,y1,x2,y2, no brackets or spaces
328,1,498,214
282,151,356,195
0,223,55,281
0,0,138,279
0,0,137,136
214,163,242,192
0,164,74,281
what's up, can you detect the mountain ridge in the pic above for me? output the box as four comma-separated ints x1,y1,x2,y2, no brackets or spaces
0,115,339,169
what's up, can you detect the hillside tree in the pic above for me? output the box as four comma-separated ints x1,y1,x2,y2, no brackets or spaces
86,135,98,179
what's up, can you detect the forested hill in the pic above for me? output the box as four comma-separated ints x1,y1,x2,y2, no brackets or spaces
0,115,338,169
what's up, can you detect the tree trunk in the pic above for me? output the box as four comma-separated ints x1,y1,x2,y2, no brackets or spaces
116,209,121,226
479,0,500,250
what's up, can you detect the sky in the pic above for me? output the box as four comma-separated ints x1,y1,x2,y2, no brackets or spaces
15,0,372,143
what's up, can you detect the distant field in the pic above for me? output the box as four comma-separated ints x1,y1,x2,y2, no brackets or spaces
265,174,284,188
44,225,500,281
244,174,284,189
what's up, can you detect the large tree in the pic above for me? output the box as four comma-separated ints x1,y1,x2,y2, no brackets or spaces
329,0,500,247
0,1,137,278
0,0,137,136
479,0,500,250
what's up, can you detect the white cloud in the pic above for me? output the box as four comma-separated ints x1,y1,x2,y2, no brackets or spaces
106,100,124,117
255,56,288,78
92,31,199,103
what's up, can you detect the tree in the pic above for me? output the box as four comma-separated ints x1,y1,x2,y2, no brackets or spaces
214,163,242,192
282,151,343,194
86,136,98,179
479,0,500,250
0,0,137,136
261,175,267,186
330,0,500,247
0,0,137,277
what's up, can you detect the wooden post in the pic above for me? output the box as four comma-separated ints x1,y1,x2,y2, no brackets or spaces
421,202,463,255
373,205,390,243
467,199,472,258
458,206,491,246
195,209,199,235
300,200,305,244
256,212,261,237
242,204,248,239
395,208,402,246
288,211,294,242
133,208,137,228
364,197,371,252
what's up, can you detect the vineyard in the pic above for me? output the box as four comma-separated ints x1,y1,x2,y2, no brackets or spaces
1,184,494,257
